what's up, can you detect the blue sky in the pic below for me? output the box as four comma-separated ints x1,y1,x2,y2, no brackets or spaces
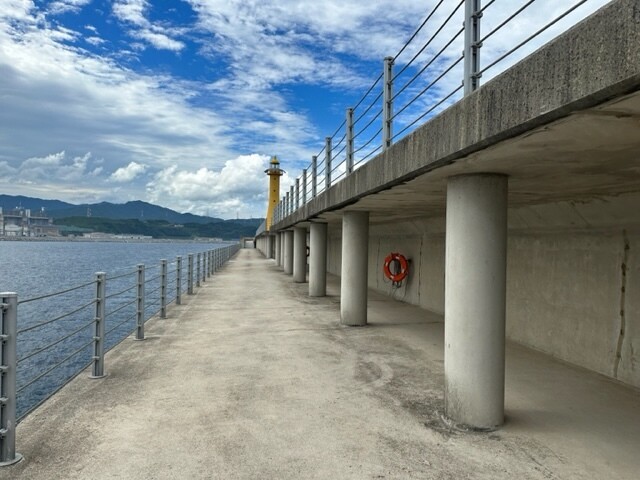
0,0,610,218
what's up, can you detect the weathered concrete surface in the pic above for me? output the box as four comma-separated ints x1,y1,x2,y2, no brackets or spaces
4,249,640,479
325,190,640,389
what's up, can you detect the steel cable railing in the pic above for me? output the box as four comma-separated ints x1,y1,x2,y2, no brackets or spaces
478,0,590,78
0,244,241,466
270,0,604,227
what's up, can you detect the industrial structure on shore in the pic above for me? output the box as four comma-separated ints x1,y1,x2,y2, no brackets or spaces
0,207,59,237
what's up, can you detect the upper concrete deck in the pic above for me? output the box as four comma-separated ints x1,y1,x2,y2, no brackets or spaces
274,0,640,228
4,248,639,479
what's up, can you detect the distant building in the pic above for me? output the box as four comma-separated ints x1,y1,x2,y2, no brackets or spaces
82,232,153,240
0,207,60,237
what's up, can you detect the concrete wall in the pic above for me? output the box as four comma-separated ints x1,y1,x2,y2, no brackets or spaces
325,193,640,389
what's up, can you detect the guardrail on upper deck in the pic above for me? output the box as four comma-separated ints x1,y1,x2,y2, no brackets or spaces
268,0,609,226
0,243,240,466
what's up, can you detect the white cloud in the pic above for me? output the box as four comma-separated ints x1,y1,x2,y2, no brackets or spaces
110,161,148,182
85,35,106,46
136,30,184,51
146,154,294,218
113,0,185,52
48,0,92,15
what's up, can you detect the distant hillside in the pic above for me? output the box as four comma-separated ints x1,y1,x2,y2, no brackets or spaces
0,195,223,224
0,194,73,212
52,200,223,224
54,217,262,240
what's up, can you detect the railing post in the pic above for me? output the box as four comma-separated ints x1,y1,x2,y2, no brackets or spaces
160,259,167,319
196,253,201,287
346,107,354,174
302,168,308,204
90,272,106,379
0,292,22,466
208,250,213,276
295,178,300,210
383,56,394,150
464,0,482,95
285,192,290,216
289,186,294,215
325,136,332,188
176,256,182,305
311,156,318,198
201,253,206,283
134,264,145,340
188,254,194,294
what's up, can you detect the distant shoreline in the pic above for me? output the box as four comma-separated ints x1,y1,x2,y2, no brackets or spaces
0,236,235,244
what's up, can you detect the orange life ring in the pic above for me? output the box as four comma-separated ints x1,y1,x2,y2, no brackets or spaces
383,253,409,283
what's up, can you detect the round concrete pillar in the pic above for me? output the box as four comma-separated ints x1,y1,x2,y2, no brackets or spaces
444,173,508,430
280,232,284,265
309,222,328,297
293,227,307,283
283,230,294,275
340,211,369,326
275,233,282,266
266,234,274,259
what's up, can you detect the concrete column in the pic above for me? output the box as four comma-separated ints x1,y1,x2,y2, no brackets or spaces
283,230,294,275
444,173,508,430
340,211,369,326
275,232,282,266
280,232,284,265
309,222,327,297
266,235,274,259
293,227,307,283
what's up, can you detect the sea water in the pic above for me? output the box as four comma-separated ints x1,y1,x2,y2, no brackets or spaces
0,239,228,419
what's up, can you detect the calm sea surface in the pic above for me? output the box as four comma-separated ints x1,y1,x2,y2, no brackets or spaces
0,239,229,419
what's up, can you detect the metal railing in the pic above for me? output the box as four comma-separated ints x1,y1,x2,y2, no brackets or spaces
0,243,240,466
269,0,608,227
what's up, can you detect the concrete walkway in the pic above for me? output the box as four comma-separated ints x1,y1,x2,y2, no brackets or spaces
4,249,639,479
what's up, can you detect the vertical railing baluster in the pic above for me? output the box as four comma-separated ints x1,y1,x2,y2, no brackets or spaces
188,254,194,295
135,264,145,340
383,56,394,150
302,168,308,205
290,186,294,215
464,0,482,95
312,156,318,198
346,107,354,174
160,259,167,319
202,253,206,284
90,273,106,379
325,136,332,188
196,253,201,287
176,256,182,305
0,292,22,466
295,178,300,210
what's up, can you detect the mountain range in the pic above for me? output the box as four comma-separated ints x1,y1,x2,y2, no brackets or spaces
0,195,263,240
0,195,238,224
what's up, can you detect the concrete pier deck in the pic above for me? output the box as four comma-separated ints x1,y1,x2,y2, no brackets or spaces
4,248,639,479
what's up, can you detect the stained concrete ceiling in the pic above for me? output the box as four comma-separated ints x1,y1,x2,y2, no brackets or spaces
316,90,640,226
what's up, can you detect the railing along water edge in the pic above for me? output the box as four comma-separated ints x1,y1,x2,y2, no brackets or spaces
0,243,241,466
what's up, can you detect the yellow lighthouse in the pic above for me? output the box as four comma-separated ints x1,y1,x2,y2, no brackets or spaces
264,155,284,230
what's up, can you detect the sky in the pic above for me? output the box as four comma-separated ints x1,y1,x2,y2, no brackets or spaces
0,0,611,219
